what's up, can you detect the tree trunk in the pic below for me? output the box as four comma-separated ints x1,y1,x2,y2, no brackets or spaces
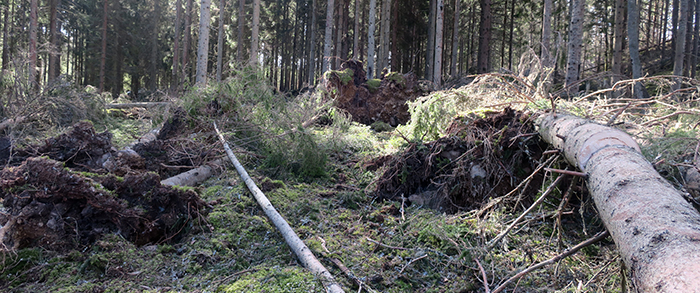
628,0,643,99
612,0,625,84
366,0,376,78
308,0,317,84
565,0,585,88
99,0,107,91
217,0,225,82
29,0,38,87
684,0,694,76
541,0,553,68
477,0,491,73
694,0,700,77
172,0,183,92
237,0,244,63
250,0,260,65
537,113,700,292
48,0,61,83
183,0,194,83
377,0,390,74
433,0,443,86
426,0,435,79
1,0,10,71
673,0,679,53
450,0,460,77
196,0,212,86
673,0,688,90
148,0,160,91
353,0,360,59
322,0,334,73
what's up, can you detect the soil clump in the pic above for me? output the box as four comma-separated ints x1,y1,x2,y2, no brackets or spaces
373,108,547,212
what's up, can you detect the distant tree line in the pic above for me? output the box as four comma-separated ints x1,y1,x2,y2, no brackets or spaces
1,0,698,96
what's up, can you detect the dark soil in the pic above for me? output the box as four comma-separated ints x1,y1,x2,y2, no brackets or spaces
0,111,213,251
374,108,548,212
325,60,426,126
0,157,207,251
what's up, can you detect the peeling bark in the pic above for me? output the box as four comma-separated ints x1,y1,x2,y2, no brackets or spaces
537,113,700,292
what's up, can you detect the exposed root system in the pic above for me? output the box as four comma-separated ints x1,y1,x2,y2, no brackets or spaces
374,108,547,212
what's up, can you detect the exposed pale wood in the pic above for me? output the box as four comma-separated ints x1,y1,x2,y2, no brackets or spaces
161,159,223,187
214,122,344,293
538,113,700,292
106,102,170,109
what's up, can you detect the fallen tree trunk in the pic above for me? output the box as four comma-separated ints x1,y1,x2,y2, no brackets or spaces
537,113,700,292
214,122,344,293
161,159,223,186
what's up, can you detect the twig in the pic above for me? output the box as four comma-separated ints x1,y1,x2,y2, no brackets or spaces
398,254,428,274
641,111,696,126
491,230,610,293
544,168,587,178
318,237,379,293
475,258,492,293
606,102,631,126
366,237,409,250
487,174,566,249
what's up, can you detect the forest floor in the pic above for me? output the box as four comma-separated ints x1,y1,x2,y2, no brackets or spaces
1,67,699,293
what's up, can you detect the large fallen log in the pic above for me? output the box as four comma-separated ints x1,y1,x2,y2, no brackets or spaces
161,159,223,187
214,122,344,293
537,113,700,292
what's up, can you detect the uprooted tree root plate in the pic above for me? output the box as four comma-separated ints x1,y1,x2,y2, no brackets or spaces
0,157,208,251
374,108,549,212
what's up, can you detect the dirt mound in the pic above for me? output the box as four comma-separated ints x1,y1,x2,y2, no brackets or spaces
325,60,425,126
374,108,547,212
0,157,207,251
36,121,113,169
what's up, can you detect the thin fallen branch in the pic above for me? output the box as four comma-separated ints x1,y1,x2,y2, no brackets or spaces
544,168,587,178
318,237,378,293
491,230,610,293
398,254,428,274
475,258,491,293
214,122,344,293
366,237,409,250
487,174,566,249
106,102,170,109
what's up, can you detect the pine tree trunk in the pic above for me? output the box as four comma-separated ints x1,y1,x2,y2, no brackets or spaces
684,0,694,76
99,0,107,92
426,0,435,79
450,0,460,77
322,0,335,73
217,0,225,82
366,0,376,78
48,0,61,83
693,0,700,77
237,0,244,63
477,0,491,73
628,0,644,99
148,0,160,91
353,0,360,59
196,0,212,86
612,0,625,84
308,0,317,84
377,0,390,74
250,0,260,65
673,0,688,90
29,0,38,87
172,0,183,91
565,0,585,88
1,1,10,71
673,0,679,53
183,0,193,82
538,113,700,293
433,0,443,86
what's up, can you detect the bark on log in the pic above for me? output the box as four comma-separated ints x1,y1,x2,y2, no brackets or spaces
214,122,344,293
537,113,700,292
161,159,223,187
